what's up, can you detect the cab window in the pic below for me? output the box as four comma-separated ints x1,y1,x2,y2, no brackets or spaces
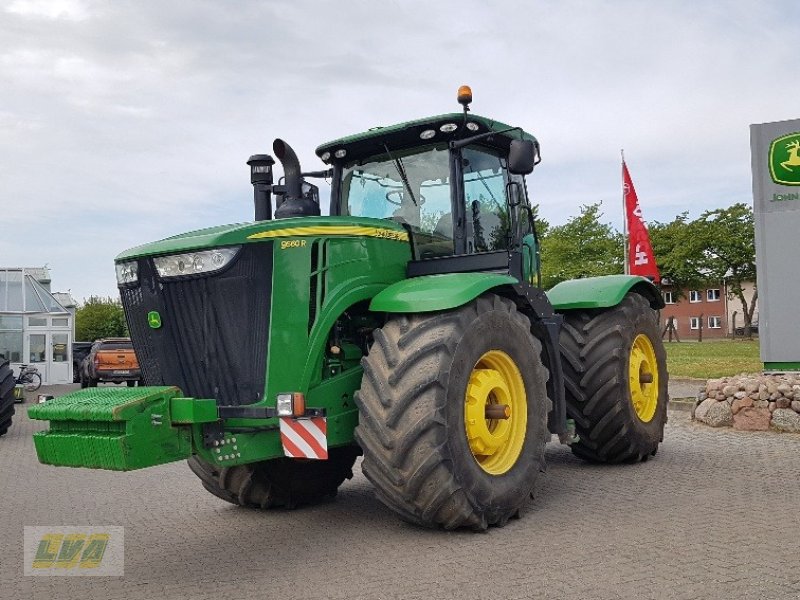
461,146,510,253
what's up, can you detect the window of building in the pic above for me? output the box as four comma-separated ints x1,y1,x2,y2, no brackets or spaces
28,316,47,327
690,317,700,330
52,317,69,327
708,316,722,329
0,315,23,362
707,289,721,302
689,290,701,303
663,291,675,304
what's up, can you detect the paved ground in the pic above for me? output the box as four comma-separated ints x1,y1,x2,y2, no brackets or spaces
3,386,799,600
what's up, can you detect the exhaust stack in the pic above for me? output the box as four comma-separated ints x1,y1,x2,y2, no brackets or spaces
273,138,320,219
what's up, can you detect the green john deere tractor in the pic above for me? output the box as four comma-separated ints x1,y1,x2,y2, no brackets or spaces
29,87,668,530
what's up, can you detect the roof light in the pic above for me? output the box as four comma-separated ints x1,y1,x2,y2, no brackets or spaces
420,129,436,140
320,151,331,162
440,123,458,133
457,85,473,107
334,149,347,158
466,122,480,132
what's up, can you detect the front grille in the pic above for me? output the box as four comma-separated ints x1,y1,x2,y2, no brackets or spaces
120,243,273,406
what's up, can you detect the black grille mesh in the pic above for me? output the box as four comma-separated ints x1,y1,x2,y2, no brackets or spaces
120,243,272,406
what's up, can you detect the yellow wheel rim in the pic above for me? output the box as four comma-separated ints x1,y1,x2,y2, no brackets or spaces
464,350,527,475
629,334,659,422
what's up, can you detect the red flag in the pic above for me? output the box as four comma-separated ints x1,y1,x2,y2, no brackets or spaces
623,161,660,283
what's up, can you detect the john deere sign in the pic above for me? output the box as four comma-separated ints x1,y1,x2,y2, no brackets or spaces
751,118,800,371
768,132,800,186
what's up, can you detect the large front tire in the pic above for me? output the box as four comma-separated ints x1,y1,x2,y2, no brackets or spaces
187,446,360,509
0,360,16,437
355,294,550,531
559,293,668,463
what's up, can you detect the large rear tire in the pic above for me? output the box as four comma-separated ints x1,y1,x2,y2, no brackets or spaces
355,294,550,531
559,293,668,463
0,360,16,437
187,446,360,509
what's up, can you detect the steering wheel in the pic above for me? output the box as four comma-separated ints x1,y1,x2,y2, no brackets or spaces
386,189,426,206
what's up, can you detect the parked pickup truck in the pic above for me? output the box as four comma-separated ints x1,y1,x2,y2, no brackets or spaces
80,338,142,388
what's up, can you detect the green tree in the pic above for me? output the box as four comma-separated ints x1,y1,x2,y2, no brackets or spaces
684,203,757,336
540,202,623,289
75,296,128,341
648,213,705,298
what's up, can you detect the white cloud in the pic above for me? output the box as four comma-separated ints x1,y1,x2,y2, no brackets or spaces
0,0,798,301
6,0,90,21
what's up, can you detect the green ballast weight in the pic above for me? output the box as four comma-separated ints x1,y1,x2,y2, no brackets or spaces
28,387,193,471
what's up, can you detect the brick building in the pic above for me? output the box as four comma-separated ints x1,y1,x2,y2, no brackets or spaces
660,281,758,340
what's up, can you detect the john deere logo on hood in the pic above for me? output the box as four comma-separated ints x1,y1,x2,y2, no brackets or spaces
148,311,162,329
769,132,800,186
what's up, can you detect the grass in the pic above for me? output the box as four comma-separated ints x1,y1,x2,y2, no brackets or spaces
664,339,761,379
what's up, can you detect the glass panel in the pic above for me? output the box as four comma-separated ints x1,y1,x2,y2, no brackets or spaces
52,333,69,362
29,277,67,313
342,144,454,259
52,317,69,327
462,147,509,253
24,277,47,312
0,315,23,330
29,333,46,363
4,270,23,311
0,331,23,362
28,316,47,327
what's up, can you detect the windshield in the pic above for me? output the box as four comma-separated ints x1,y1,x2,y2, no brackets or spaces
341,144,454,258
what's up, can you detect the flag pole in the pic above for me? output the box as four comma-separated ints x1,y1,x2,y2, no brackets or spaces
621,149,629,275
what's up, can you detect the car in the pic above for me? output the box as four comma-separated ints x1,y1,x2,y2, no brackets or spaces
80,338,142,387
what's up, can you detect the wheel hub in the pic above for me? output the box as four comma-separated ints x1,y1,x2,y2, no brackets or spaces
629,333,659,422
464,350,527,475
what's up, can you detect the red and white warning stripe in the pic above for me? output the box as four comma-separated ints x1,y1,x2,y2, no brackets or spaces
279,417,328,460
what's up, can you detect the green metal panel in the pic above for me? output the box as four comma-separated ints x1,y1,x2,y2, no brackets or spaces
28,387,192,471
115,216,410,261
170,397,218,424
764,362,800,371
369,272,518,313
546,275,664,310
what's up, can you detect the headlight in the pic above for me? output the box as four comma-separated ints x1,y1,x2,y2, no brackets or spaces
153,246,240,279
115,261,139,285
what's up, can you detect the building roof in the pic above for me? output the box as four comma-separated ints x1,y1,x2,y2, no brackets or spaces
0,268,68,314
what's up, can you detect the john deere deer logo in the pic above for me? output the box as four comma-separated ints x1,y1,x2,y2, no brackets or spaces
769,133,800,186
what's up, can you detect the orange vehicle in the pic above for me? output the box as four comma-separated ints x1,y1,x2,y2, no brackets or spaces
79,338,142,387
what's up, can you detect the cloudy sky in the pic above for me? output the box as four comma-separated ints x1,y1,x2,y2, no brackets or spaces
2,0,799,302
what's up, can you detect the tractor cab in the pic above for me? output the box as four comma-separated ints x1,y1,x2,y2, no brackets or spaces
314,88,541,283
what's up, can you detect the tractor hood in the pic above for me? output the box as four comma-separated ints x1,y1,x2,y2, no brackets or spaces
115,216,409,261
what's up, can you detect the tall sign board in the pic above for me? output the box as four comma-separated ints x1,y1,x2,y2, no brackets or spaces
750,118,800,370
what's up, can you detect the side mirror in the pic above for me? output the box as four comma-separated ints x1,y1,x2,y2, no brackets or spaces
508,139,536,175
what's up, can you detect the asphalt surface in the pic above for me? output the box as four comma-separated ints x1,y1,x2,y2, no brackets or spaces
2,385,799,600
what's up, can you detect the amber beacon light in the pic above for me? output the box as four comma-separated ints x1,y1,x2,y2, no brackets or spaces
457,85,473,109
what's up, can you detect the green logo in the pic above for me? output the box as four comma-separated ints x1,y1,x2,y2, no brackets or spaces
147,311,162,329
768,132,800,186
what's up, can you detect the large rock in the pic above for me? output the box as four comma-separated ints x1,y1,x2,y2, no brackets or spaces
733,407,771,431
776,398,791,409
701,402,734,427
694,398,717,422
722,385,739,397
791,400,800,413
771,409,800,433
731,397,754,415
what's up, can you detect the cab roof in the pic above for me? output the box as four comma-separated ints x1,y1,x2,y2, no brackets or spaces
315,113,537,164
